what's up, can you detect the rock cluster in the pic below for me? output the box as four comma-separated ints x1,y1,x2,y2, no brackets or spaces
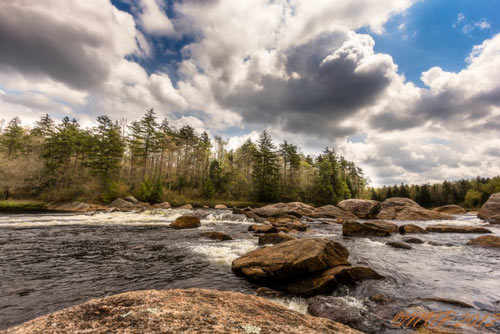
376,198,452,221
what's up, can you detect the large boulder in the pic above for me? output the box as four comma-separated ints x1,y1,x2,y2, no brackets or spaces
109,198,136,210
169,215,201,229
232,238,350,283
433,205,466,214
258,232,297,245
310,205,358,219
342,221,391,237
363,220,399,233
478,193,500,223
337,199,380,219
124,196,139,204
268,216,308,232
376,197,452,221
425,224,492,234
5,289,362,334
252,202,314,218
467,235,500,249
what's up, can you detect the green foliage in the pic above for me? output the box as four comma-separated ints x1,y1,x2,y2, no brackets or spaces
135,179,164,203
202,178,215,198
0,117,25,158
464,189,482,208
101,181,129,203
252,130,280,202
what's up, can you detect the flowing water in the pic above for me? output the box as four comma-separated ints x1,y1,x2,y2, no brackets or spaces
0,209,499,333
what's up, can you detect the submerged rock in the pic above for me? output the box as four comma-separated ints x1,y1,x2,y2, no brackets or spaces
399,224,428,234
337,199,380,219
425,224,492,234
252,202,314,218
478,193,500,223
201,231,232,241
376,197,452,221
363,220,398,233
433,204,466,214
5,289,362,334
170,215,201,229
258,232,296,245
402,237,424,244
310,205,358,219
467,235,500,248
386,241,412,250
342,221,391,237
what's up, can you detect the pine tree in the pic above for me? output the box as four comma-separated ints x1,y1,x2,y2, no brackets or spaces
253,130,280,202
0,117,25,158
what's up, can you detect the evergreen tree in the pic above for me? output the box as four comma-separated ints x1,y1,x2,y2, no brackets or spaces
253,130,280,202
0,117,25,158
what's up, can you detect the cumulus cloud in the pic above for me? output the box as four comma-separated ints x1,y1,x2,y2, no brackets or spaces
137,0,174,36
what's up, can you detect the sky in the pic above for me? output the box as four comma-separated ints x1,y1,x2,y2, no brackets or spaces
0,0,499,186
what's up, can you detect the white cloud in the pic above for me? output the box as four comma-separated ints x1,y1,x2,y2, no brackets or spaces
137,0,174,36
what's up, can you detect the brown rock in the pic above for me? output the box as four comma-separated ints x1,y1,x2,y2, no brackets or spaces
47,202,91,213
109,198,136,210
178,204,194,209
433,205,466,214
399,224,428,234
369,294,392,304
310,205,358,219
4,289,362,334
419,296,474,308
169,215,201,229
425,224,492,234
255,287,286,298
152,201,171,209
342,221,391,237
245,211,267,223
488,215,500,224
386,241,412,250
232,238,350,283
248,224,278,234
252,202,315,218
258,232,296,245
214,204,228,209
402,237,424,244
268,216,308,232
363,220,399,233
467,235,500,248
337,199,380,219
201,231,232,241
478,193,500,222
376,197,452,221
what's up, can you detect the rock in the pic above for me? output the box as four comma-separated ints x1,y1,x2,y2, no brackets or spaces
201,231,232,241
427,241,444,246
376,197,452,221
268,216,308,232
342,221,391,237
433,205,466,214
488,215,500,224
152,201,171,209
258,232,296,245
232,238,350,283
467,235,500,248
282,266,383,296
47,201,91,213
337,199,380,219
178,204,193,209
363,220,399,233
386,241,412,250
248,224,278,234
245,211,267,223
255,287,286,299
5,289,362,334
399,224,428,234
369,294,392,304
478,193,500,222
402,237,424,244
425,224,492,234
109,198,136,210
124,196,139,204
170,215,201,229
214,204,228,209
252,202,314,218
419,296,475,308
310,205,358,219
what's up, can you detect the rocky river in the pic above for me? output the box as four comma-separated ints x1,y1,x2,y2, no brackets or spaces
0,208,499,333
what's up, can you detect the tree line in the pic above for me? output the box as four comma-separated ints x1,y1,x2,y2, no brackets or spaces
0,110,368,205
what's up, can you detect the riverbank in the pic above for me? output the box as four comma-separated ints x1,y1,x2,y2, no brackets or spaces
0,200,48,213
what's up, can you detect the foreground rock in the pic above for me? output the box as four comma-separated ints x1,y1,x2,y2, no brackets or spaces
232,238,350,282
376,197,452,221
478,192,500,223
337,199,380,219
425,224,492,234
433,204,466,214
399,224,428,234
342,221,391,237
310,205,358,220
252,202,314,218
4,289,362,334
363,220,398,233
467,235,500,248
201,231,232,241
169,215,201,229
258,232,296,245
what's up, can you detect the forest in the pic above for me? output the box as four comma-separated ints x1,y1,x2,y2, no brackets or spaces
0,110,367,206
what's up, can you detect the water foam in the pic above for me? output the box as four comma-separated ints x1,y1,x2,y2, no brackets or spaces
188,239,258,266
271,297,309,314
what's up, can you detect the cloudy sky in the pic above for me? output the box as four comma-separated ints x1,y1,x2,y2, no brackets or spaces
1,0,499,186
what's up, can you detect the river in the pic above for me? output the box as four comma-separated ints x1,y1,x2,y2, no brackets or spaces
0,209,499,333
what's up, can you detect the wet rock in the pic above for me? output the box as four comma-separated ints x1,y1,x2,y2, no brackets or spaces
248,224,278,234
425,224,492,234
310,205,358,219
214,204,228,209
403,237,424,244
337,199,380,219
420,296,474,308
232,238,350,283
258,232,296,245
5,289,362,334
169,215,201,229
152,201,171,209
342,221,391,237
109,198,136,210
245,211,267,223
433,205,466,214
399,224,428,234
386,241,412,250
201,231,232,241
252,202,315,218
178,204,193,210
478,192,500,222
369,294,392,304
268,216,308,232
467,235,500,248
255,287,286,299
427,241,444,246
376,197,452,221
363,220,398,233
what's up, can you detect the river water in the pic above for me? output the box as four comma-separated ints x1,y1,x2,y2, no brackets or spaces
0,209,499,333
